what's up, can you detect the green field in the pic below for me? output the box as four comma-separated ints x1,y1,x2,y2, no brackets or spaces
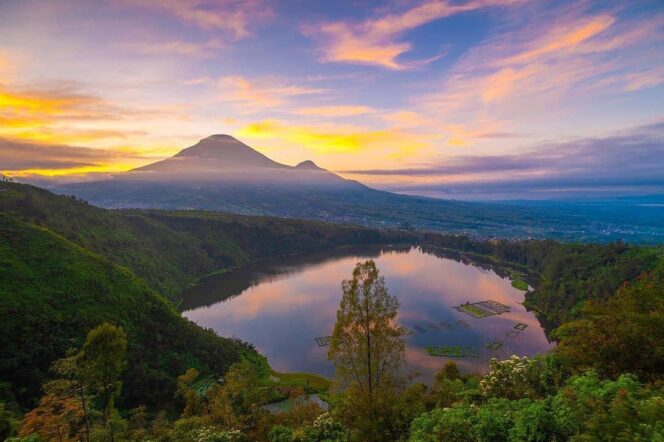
270,371,331,393
424,346,479,357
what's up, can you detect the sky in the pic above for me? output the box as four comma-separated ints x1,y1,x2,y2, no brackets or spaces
0,0,662,199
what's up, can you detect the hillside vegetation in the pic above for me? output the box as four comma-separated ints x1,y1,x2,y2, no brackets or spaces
1,182,662,441
422,234,663,327
0,215,251,410
0,182,410,300
0,182,411,412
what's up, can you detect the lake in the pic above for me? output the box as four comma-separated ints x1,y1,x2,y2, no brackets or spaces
182,245,554,381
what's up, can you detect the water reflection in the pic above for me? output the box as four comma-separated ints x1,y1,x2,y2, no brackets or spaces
182,246,554,381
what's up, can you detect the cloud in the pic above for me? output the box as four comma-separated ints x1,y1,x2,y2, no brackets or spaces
116,38,224,58
623,67,664,92
419,6,664,119
292,105,374,117
0,138,143,174
0,78,200,174
122,0,272,39
218,76,326,112
236,119,432,156
0,83,120,139
340,122,664,193
303,0,524,69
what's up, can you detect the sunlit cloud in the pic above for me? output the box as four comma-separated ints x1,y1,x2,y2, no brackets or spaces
293,105,373,117
120,0,273,39
623,67,664,92
500,14,615,65
341,121,664,196
0,0,661,195
303,0,524,69
405,4,664,151
0,84,113,137
236,119,431,157
218,76,326,112
0,137,154,178
116,38,224,58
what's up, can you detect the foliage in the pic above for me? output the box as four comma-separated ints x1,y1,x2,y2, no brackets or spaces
409,370,664,442
0,181,410,301
328,260,405,441
422,235,662,327
409,405,476,442
19,392,84,441
2,181,664,441
301,413,350,442
0,402,20,440
194,427,248,442
428,363,479,409
554,268,664,380
79,322,127,439
0,216,248,409
480,356,558,401
270,372,330,395
177,368,204,418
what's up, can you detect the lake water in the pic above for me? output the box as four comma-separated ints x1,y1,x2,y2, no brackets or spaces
182,245,554,381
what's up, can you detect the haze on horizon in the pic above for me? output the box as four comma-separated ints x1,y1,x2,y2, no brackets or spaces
0,0,662,200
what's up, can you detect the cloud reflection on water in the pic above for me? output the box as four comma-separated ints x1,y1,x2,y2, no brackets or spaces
183,246,554,380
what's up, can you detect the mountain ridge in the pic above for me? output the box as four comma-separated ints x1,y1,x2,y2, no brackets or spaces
48,135,664,243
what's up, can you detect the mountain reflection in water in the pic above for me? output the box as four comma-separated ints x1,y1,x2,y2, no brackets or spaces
182,245,553,381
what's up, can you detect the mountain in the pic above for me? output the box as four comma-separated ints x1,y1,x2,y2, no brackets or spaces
124,134,361,189
52,135,664,243
135,134,285,172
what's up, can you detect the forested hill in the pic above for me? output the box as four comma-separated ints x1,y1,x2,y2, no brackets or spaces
0,182,413,409
0,215,250,410
0,181,412,300
422,234,663,327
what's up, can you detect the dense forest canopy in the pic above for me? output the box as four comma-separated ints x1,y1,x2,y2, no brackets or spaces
1,182,662,441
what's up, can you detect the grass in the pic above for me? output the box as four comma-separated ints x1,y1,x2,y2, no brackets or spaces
270,371,331,393
508,270,529,291
424,346,479,358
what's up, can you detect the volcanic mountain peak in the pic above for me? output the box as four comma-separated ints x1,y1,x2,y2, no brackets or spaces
135,134,283,172
295,160,324,171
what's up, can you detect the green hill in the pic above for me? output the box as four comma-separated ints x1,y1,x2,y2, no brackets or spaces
0,181,407,300
0,182,411,410
0,215,249,409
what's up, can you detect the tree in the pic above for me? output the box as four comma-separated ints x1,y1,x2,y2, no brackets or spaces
0,402,19,440
409,405,475,442
50,354,93,442
208,360,269,431
328,260,404,441
479,356,554,401
176,368,203,418
78,323,127,442
19,393,85,441
554,271,664,380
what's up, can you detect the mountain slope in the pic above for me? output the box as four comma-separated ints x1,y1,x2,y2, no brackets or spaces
0,181,408,299
0,215,248,409
134,134,286,173
48,135,664,243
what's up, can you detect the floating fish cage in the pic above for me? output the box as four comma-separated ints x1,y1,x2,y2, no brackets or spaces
454,300,511,318
425,345,479,358
314,336,332,346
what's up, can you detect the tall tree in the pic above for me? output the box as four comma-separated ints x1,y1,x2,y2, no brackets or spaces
328,260,404,441
19,393,84,442
79,323,127,442
51,354,92,442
